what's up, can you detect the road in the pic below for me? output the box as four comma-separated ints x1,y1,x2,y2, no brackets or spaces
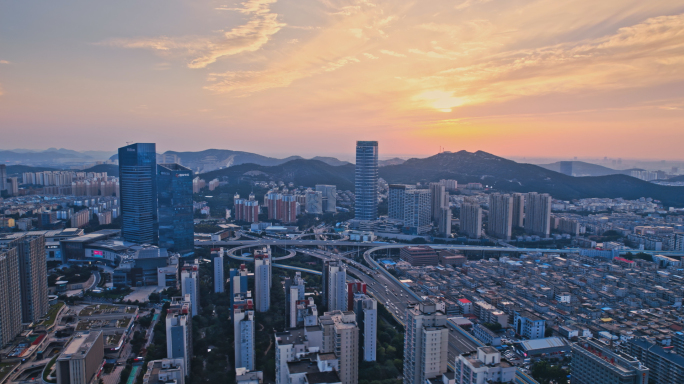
197,238,684,256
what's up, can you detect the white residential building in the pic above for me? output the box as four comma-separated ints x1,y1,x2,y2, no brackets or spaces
213,250,225,293
403,301,449,384
234,307,256,371
254,250,271,312
353,294,377,362
454,347,516,384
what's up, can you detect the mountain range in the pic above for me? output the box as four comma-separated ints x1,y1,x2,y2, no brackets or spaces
201,150,684,206
0,148,115,166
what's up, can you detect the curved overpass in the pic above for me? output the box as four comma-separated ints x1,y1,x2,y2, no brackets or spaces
225,244,296,261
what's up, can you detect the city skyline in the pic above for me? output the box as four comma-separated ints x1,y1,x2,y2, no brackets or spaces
1,1,684,159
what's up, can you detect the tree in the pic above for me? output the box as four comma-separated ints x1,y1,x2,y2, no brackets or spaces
545,328,554,337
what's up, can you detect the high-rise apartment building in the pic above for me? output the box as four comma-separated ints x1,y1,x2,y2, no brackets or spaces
355,141,378,221
157,163,194,253
285,272,306,328
0,164,6,192
118,143,158,244
388,184,415,222
322,261,347,311
571,338,649,384
166,308,192,374
316,185,337,213
403,301,449,384
13,233,48,323
403,189,432,235
488,193,513,240
213,251,225,293
353,294,377,362
512,193,525,228
0,248,22,345
56,331,104,384
6,177,19,196
525,192,552,238
181,262,200,317
460,198,482,238
230,265,250,316
429,183,448,223
254,250,271,312
320,310,359,384
627,337,684,384
438,207,452,237
439,179,458,191
234,307,256,371
281,195,297,223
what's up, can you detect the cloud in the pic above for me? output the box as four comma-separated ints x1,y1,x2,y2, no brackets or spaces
380,49,406,57
407,13,684,109
102,0,285,68
0,60,9,64
363,53,379,59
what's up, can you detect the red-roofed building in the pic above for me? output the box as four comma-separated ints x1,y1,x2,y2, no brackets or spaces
457,298,473,314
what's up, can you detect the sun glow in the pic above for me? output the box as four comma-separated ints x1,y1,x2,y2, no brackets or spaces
415,91,468,112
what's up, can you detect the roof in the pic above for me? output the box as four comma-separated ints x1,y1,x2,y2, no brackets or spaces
458,298,472,304
518,337,569,352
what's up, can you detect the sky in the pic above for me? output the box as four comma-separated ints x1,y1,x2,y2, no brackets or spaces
1,0,684,159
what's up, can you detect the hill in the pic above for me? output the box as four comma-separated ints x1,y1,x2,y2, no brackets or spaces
379,151,684,206
200,159,356,190
668,175,684,182
538,161,632,177
379,158,406,167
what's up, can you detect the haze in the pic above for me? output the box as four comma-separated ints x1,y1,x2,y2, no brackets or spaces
1,0,684,159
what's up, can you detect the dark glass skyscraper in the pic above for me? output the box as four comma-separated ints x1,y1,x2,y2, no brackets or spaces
118,143,158,244
157,163,194,254
355,141,379,221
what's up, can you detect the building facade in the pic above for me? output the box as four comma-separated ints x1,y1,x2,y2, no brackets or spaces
316,185,337,213
323,261,347,312
118,143,159,244
235,308,256,371
403,301,449,384
0,248,22,346
355,141,378,221
254,251,271,312
353,294,377,362
388,184,415,222
525,192,552,238
488,193,513,240
56,331,104,384
571,338,649,384
403,189,432,235
157,163,194,253
213,251,225,293
460,198,482,238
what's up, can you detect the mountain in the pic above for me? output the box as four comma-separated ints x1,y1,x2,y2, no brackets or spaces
201,159,356,190
194,150,684,206
668,175,684,182
312,157,351,166
538,161,632,177
379,158,406,167
0,148,113,166
379,151,684,206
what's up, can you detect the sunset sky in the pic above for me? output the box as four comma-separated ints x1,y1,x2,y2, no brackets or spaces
1,0,683,159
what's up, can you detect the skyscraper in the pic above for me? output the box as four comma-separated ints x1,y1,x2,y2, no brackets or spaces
213,250,225,293
322,260,347,311
355,141,378,221
525,192,552,238
438,207,452,237
316,184,337,213
512,193,525,228
403,301,449,384
0,164,6,193
429,183,448,223
353,294,377,362
157,163,194,253
234,307,256,371
254,250,271,312
460,198,482,238
488,193,513,240
388,184,415,222
403,189,432,235
118,143,158,244
12,234,48,323
0,248,22,345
